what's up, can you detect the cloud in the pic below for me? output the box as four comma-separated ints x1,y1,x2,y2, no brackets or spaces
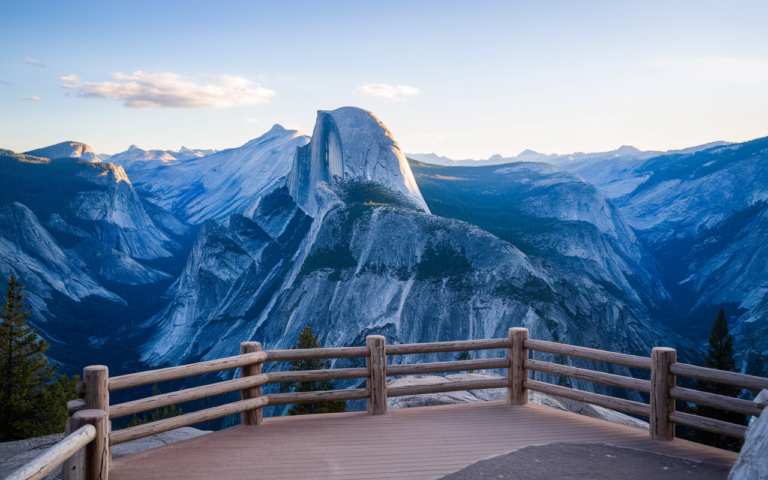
23,58,48,67
277,76,295,80
243,118,260,123
356,83,420,101
60,71,276,109
21,96,41,101
421,133,446,140
0,80,9,85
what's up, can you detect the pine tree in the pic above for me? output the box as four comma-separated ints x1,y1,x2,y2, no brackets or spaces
286,325,347,415
688,308,747,451
123,384,182,428
0,276,77,441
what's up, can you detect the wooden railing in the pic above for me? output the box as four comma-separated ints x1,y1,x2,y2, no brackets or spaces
8,328,767,480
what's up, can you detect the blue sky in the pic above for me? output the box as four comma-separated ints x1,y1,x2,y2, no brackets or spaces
1,0,767,158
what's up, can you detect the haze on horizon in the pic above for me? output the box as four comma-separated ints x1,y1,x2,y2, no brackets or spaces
1,0,767,159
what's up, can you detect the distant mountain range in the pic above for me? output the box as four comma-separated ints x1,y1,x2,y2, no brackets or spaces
3,114,766,423
406,142,727,169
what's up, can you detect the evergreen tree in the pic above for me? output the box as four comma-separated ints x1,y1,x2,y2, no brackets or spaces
688,308,747,451
0,276,78,441
124,384,182,428
286,325,347,415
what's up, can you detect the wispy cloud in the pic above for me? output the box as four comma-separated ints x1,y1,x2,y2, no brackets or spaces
60,71,276,109
0,80,9,85
21,96,41,101
356,83,420,102
243,118,260,123
421,133,446,140
23,58,48,67
277,75,295,80
651,56,768,83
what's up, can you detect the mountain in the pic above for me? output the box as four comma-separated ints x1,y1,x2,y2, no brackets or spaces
139,107,695,415
407,142,728,194
114,125,310,224
0,149,193,370
100,145,219,168
25,141,99,162
610,136,768,375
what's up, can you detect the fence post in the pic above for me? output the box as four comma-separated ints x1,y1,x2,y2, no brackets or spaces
650,347,677,440
366,335,387,415
508,328,529,405
240,341,263,425
82,366,109,479
72,409,109,480
62,416,86,480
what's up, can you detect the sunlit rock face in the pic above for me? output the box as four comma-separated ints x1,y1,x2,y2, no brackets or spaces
140,107,695,405
118,125,310,224
25,141,99,162
287,107,428,216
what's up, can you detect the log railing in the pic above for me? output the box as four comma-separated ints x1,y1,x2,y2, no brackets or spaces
10,328,768,480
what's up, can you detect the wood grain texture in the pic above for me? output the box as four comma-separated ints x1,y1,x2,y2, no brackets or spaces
63,417,87,480
524,339,652,370
525,359,652,393
266,389,369,406
669,411,748,439
388,378,508,397
524,379,650,417
109,401,738,480
264,368,368,383
367,336,387,415
386,338,509,356
387,358,509,376
670,362,768,391
72,410,109,480
109,396,269,446
508,328,528,405
5,425,95,480
83,366,109,412
670,386,764,417
108,352,267,392
650,347,676,441
263,347,368,362
240,342,263,426
109,374,269,420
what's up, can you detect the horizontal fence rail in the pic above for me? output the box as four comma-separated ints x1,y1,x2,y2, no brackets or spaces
5,425,96,480
525,359,652,393
670,386,766,418
524,379,651,417
670,362,768,391
386,338,510,355
387,358,510,376
109,351,268,391
22,329,762,480
388,377,508,397
669,411,749,439
524,339,653,370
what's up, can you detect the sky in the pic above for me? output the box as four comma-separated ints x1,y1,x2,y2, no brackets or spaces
1,0,767,159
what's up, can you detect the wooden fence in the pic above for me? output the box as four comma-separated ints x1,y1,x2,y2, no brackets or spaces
7,328,767,480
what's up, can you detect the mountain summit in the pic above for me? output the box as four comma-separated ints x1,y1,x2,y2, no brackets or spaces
287,107,429,216
25,141,99,162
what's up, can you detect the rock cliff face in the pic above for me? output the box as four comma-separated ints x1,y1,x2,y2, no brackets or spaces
141,108,694,399
24,141,99,162
0,150,190,369
287,108,428,216
116,125,310,224
608,138,768,374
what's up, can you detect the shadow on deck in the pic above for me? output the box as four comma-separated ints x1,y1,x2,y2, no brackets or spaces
109,402,738,480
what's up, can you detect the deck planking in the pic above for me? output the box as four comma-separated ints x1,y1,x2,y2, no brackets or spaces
109,401,738,480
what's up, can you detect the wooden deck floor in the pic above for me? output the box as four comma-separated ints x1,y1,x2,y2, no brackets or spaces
110,401,738,480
